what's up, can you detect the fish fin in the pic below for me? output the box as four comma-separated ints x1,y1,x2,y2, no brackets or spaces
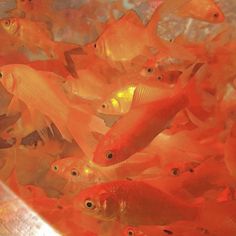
131,83,174,108
131,84,155,108
26,108,51,142
63,46,86,78
7,96,22,115
67,108,108,158
120,10,143,27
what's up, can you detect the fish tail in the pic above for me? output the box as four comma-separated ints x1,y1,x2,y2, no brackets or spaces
171,63,211,127
67,108,108,159
146,0,191,37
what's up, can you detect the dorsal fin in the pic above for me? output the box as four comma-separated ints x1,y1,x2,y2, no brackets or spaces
119,10,143,27
131,82,174,108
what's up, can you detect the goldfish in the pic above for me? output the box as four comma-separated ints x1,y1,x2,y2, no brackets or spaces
97,80,178,115
178,0,225,23
0,17,82,76
74,180,198,225
89,0,192,63
0,17,56,58
93,86,190,166
0,64,108,158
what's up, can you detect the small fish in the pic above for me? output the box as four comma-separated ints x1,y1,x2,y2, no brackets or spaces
178,0,225,23
93,86,189,166
0,64,108,158
0,17,56,58
0,17,83,77
89,0,190,63
74,180,198,225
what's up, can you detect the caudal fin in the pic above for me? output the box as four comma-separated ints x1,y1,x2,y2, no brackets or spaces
147,0,191,36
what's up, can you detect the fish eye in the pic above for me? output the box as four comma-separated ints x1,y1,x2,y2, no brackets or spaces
106,151,114,160
146,67,154,73
4,20,10,26
94,43,97,48
85,199,95,210
52,165,59,172
171,168,180,176
101,103,107,109
213,12,219,18
71,168,79,176
127,230,135,236
163,229,173,235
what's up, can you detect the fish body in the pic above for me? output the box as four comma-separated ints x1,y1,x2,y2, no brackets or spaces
64,69,112,101
75,180,198,225
93,91,188,166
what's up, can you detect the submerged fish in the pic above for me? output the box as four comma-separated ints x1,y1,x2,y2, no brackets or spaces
0,64,108,158
74,180,198,225
178,0,225,23
93,88,189,166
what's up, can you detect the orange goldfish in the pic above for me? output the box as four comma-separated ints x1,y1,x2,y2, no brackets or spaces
74,180,198,225
97,80,177,116
0,17,82,76
93,88,189,166
0,64,108,158
0,17,56,58
89,0,192,63
178,0,225,23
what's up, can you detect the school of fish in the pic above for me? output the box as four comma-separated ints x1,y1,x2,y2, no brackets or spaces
0,0,236,235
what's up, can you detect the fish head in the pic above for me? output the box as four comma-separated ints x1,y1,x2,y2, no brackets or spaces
0,65,18,94
203,3,225,23
93,37,110,60
98,86,136,115
97,98,121,115
93,133,128,166
74,185,119,221
0,18,19,35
